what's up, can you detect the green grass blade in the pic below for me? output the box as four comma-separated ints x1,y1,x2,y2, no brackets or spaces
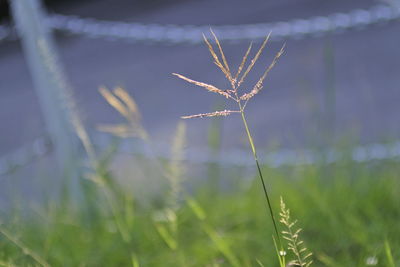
202,224,241,267
384,239,395,267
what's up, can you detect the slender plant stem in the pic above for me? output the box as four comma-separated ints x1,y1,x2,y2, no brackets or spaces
239,106,282,250
0,226,50,267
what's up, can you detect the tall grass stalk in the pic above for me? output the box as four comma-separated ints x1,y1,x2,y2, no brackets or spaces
0,225,50,267
239,104,281,248
174,30,285,260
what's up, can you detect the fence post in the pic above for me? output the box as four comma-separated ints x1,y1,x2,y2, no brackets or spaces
9,0,87,199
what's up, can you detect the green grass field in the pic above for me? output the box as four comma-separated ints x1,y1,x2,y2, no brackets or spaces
1,153,399,266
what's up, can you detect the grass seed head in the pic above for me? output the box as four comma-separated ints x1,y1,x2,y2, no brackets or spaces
174,29,284,118
181,110,240,119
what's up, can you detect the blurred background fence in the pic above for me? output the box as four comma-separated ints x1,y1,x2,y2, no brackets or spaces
1,3,400,43
1,0,400,176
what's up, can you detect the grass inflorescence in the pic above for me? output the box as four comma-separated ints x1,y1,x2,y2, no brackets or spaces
174,29,286,262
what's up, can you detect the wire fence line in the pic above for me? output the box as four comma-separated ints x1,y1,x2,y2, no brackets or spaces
1,4,400,44
47,4,400,43
2,134,400,176
98,137,400,167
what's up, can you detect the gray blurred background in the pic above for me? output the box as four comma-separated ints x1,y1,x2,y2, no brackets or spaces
1,0,400,176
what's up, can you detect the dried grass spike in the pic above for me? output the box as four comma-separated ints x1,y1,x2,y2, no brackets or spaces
99,87,149,140
240,86,262,101
237,32,271,87
113,87,141,120
240,44,285,101
181,110,239,119
99,87,130,118
173,73,231,99
202,34,232,81
97,124,133,138
210,29,231,78
97,123,148,139
235,42,253,82
167,121,187,211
